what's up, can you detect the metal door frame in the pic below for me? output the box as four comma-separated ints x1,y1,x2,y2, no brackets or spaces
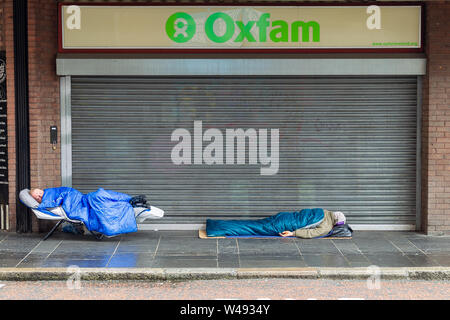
59,58,425,231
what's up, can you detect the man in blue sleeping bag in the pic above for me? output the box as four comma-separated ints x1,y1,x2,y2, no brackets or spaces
30,187,138,237
206,209,347,239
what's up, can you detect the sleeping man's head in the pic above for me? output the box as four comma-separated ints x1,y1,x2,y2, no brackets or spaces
30,188,44,203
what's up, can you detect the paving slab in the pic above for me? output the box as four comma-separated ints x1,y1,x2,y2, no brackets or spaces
0,230,449,280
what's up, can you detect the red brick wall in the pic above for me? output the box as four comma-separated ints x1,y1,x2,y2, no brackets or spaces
422,1,450,235
4,0,60,232
27,0,61,232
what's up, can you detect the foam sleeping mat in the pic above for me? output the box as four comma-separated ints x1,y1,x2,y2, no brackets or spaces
198,230,352,240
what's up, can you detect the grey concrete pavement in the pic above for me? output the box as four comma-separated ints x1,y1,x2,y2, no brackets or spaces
1,230,450,281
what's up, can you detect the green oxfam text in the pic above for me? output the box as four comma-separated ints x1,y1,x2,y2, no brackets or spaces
165,12,320,44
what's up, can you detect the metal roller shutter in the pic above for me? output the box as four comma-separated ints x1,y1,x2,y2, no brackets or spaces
71,76,418,225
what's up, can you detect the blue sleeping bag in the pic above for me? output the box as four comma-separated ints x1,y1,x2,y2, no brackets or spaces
37,187,137,237
206,208,325,237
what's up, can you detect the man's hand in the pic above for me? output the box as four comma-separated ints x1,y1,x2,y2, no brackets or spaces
279,231,294,237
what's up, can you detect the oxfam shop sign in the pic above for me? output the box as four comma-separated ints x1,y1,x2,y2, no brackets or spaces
165,12,320,44
60,5,422,51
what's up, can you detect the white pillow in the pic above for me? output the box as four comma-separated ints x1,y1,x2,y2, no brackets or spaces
19,189,40,208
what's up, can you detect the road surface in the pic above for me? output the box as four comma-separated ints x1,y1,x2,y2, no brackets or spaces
0,279,449,300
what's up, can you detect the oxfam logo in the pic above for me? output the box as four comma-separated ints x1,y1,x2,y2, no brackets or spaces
165,12,196,43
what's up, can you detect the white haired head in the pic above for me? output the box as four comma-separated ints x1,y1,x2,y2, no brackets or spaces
332,211,346,225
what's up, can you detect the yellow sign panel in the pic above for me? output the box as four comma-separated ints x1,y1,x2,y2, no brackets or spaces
60,5,422,50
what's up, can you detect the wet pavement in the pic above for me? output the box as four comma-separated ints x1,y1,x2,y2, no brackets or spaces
1,230,450,269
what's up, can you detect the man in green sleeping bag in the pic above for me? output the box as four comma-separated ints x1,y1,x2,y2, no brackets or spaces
279,210,346,238
206,208,347,238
